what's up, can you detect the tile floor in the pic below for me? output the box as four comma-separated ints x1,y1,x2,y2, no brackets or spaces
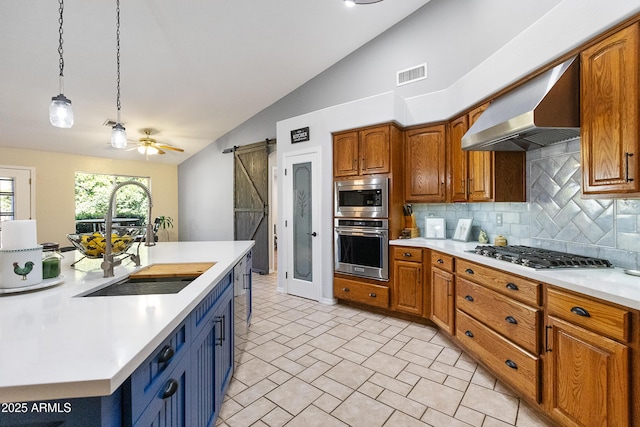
218,273,552,427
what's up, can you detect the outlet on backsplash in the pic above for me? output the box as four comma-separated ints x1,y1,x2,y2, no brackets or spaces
496,213,503,226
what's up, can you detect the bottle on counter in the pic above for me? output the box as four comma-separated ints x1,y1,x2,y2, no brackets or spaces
41,242,63,279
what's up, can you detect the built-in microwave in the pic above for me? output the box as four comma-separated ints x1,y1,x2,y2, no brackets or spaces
334,177,388,218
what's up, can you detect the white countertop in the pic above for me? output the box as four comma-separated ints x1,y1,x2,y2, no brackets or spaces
391,238,640,311
0,241,254,403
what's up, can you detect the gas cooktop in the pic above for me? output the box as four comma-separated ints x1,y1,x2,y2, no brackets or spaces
471,245,613,269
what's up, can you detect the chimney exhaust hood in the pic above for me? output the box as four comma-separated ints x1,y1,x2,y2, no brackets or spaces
462,56,580,151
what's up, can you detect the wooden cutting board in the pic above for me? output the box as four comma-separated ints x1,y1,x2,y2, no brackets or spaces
129,262,216,279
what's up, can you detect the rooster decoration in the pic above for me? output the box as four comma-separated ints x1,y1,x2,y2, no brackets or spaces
13,261,34,280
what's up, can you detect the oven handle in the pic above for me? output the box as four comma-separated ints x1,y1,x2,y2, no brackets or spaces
335,228,388,237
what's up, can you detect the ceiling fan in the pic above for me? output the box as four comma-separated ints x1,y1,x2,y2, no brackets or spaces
130,129,184,156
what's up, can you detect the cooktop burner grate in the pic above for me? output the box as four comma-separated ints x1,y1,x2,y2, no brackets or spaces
472,245,613,269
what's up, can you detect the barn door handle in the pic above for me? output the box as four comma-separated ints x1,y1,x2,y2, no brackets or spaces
307,232,317,237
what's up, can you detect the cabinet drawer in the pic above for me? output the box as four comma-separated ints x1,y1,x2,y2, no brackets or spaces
334,276,389,308
192,271,233,338
431,251,454,272
457,277,541,354
457,310,540,403
393,246,423,263
456,259,541,306
546,287,631,342
129,319,190,424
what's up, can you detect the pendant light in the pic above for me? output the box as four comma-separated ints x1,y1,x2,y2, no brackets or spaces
110,0,127,149
49,0,74,128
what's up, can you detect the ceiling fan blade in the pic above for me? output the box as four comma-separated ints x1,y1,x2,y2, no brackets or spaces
156,148,166,155
158,145,184,152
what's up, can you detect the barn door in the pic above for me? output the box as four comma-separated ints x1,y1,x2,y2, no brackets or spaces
234,141,269,274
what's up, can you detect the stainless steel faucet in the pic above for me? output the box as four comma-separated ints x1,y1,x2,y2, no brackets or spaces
101,181,154,277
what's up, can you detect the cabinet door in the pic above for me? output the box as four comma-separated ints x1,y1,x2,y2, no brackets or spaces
466,105,494,202
333,131,359,177
431,267,454,334
190,315,218,427
545,316,630,426
214,291,234,413
392,260,423,316
581,23,640,195
360,126,390,175
405,125,447,202
450,115,469,202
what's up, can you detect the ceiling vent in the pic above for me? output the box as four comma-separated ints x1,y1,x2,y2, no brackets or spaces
397,63,427,86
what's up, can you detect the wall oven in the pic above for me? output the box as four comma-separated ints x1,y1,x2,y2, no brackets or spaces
334,218,389,281
334,177,388,218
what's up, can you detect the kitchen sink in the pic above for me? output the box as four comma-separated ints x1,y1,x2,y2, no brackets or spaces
83,276,195,297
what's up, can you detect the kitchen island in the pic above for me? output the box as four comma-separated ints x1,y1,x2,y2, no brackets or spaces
0,240,253,426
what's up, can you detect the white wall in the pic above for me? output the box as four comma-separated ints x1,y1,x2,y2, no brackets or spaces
275,0,640,299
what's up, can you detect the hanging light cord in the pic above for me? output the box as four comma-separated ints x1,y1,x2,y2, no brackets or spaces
115,0,122,121
57,0,65,90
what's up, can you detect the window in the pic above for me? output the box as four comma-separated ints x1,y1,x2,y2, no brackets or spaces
0,167,33,223
75,173,150,233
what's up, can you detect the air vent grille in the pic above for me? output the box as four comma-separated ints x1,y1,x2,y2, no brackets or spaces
397,63,427,86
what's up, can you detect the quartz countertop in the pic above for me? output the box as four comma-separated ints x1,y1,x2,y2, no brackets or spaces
391,238,640,310
0,241,254,403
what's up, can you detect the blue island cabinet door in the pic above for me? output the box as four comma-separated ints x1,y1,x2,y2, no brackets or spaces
189,315,218,427
214,289,234,412
133,352,188,427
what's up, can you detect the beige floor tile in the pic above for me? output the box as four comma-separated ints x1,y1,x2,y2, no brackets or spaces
285,405,348,427
325,359,374,389
357,381,384,399
332,392,394,427
303,311,336,324
430,360,474,381
378,338,405,356
484,416,516,427
332,347,368,364
283,333,314,349
311,375,354,400
219,398,243,421
454,405,485,426
399,324,439,341
362,352,408,378
233,358,279,387
308,348,343,366
275,322,311,338
233,378,278,407
402,337,445,360
355,318,391,334
270,356,306,376
367,372,413,396
341,335,383,357
251,331,282,346
470,365,497,389
444,375,470,392
265,377,323,416
295,354,318,367
261,407,293,427
225,378,249,397
306,333,347,352
395,349,435,368
516,402,552,426
313,393,342,413
421,407,474,427
284,343,314,361
297,360,332,383
225,397,276,427
395,370,420,386
384,411,430,427
327,323,363,340
460,383,519,424
359,330,391,345
268,370,292,385
249,341,292,362
408,378,464,416
377,389,427,419
403,362,448,383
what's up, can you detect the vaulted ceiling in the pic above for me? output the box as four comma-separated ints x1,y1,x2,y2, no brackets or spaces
1,0,431,164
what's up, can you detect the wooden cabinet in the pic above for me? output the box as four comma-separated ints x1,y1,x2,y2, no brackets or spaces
333,125,393,177
430,251,455,334
544,287,632,426
449,105,526,202
391,246,426,316
334,275,390,309
581,23,640,197
404,124,447,202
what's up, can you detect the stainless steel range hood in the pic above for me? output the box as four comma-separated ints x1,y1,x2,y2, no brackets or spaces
462,56,580,151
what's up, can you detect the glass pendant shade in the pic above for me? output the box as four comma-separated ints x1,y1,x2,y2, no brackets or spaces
111,123,128,148
49,94,74,128
138,145,159,155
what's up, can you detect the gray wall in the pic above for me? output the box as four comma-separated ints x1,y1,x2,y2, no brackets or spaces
178,0,562,241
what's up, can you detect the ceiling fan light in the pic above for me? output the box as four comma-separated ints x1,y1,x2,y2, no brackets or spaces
147,146,159,155
49,94,74,128
111,123,128,148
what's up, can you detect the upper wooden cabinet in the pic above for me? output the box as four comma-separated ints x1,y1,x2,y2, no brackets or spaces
333,125,393,177
404,124,447,202
581,23,640,197
450,104,526,203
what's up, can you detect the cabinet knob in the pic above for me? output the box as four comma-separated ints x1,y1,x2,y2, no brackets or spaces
505,359,518,370
369,293,377,298
161,379,179,399
342,287,350,292
403,252,412,257
505,282,519,291
437,259,444,264
505,316,518,325
158,345,175,365
464,295,474,302
464,330,474,338
465,268,474,274
570,306,591,317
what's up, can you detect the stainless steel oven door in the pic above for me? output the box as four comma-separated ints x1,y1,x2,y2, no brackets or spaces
334,223,389,281
334,177,388,218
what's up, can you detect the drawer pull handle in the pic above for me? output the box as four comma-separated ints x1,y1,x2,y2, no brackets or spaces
464,330,474,338
505,283,519,291
437,259,444,264
505,316,518,325
464,295,474,302
161,379,179,399
570,306,591,317
404,252,413,257
369,293,377,298
342,287,350,292
465,268,474,274
158,345,175,365
626,152,634,182
505,359,518,370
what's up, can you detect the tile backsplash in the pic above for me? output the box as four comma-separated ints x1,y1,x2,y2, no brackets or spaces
411,139,640,270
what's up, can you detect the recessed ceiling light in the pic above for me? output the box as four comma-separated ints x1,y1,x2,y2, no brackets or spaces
344,0,383,6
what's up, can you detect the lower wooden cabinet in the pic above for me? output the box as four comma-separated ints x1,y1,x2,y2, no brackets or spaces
391,246,426,316
430,252,455,334
334,275,390,308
